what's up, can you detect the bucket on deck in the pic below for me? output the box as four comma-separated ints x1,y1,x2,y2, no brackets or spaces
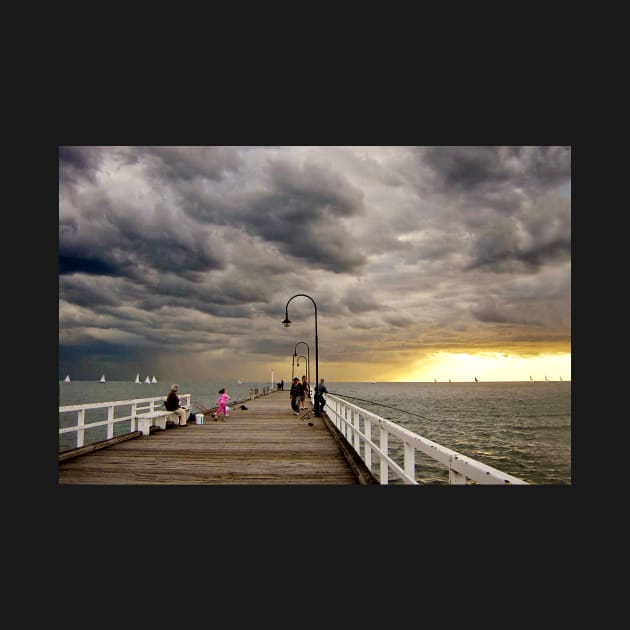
195,413,204,424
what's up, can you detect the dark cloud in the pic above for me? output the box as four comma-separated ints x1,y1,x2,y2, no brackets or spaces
59,255,117,276
424,146,571,196
138,146,242,181
59,146,107,185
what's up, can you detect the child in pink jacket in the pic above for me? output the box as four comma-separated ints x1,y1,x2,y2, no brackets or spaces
214,388,231,422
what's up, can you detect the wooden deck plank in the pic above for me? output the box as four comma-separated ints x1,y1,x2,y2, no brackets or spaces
58,390,359,485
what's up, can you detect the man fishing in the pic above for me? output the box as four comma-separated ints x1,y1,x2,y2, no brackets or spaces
313,378,328,416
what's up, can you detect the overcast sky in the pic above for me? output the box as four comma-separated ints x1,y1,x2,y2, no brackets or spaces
59,146,571,383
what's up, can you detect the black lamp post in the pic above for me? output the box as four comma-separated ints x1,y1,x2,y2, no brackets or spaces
293,341,310,388
296,355,309,388
282,294,320,415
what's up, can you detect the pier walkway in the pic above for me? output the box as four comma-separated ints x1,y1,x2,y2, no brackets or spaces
58,390,363,485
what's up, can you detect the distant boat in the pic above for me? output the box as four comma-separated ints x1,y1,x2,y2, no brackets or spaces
368,380,376,384
449,379,452,383
151,376,157,383
237,379,243,384
99,374,106,383
530,375,534,382
135,373,141,384
434,378,437,383
559,376,563,382
144,376,150,384
474,376,479,382
544,375,549,383
64,375,71,383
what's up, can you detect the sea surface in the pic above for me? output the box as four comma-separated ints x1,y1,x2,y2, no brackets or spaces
58,380,571,485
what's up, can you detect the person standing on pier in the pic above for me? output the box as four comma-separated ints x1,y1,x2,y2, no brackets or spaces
300,375,310,410
289,377,303,415
215,387,231,421
165,384,188,425
314,378,328,415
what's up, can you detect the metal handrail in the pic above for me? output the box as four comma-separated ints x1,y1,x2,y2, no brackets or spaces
316,392,528,485
59,394,192,450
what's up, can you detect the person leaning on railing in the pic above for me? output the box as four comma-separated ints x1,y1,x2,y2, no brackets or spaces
314,378,327,415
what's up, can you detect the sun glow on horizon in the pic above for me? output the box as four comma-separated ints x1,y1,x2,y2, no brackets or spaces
393,351,571,383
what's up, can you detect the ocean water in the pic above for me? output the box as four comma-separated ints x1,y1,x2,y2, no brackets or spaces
326,381,571,485
58,380,570,485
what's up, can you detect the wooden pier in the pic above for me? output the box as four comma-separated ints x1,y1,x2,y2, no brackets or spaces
58,390,371,485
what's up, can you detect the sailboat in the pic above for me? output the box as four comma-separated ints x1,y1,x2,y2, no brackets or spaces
474,376,479,382
99,374,106,383
530,375,534,382
64,375,71,383
151,376,157,383
544,375,549,383
559,376,563,382
135,373,141,384
237,379,244,385
144,376,151,384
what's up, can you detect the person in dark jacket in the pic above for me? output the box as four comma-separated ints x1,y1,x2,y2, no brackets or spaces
289,377,303,415
313,378,328,415
299,375,310,409
165,384,187,425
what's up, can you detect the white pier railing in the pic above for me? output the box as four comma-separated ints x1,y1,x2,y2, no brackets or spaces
59,393,191,452
319,393,528,485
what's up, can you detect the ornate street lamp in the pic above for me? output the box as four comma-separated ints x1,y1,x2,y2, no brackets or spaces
295,355,309,388
293,341,310,388
282,294,320,415
291,351,297,381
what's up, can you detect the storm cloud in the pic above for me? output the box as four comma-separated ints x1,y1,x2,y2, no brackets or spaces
59,146,571,382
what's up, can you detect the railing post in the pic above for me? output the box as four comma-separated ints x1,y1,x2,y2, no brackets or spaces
449,467,467,484
380,426,388,484
403,442,415,484
131,403,137,432
364,418,372,470
107,405,114,440
77,409,85,448
353,410,360,451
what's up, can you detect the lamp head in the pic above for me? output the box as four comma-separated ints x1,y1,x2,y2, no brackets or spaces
282,316,291,327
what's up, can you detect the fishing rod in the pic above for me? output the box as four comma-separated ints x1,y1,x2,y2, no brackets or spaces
191,399,216,412
327,391,433,421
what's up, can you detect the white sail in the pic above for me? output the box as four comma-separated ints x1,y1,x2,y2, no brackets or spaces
144,376,150,384
135,373,141,384
151,376,157,383
559,376,563,382
64,375,71,383
99,374,106,383
544,375,549,382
